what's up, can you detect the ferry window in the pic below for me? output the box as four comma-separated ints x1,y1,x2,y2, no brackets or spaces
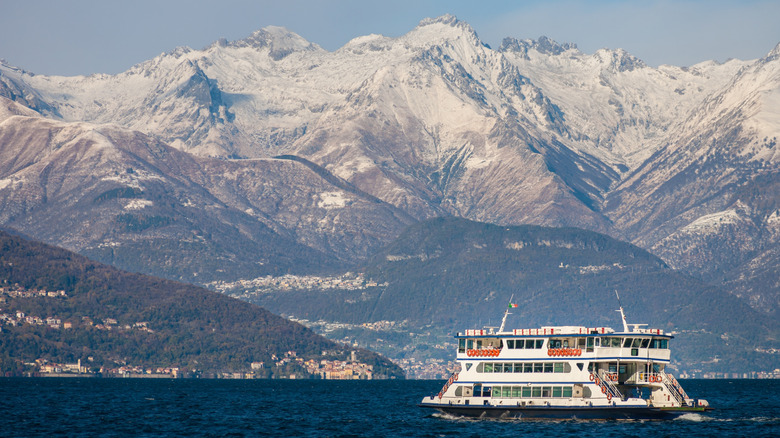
564,363,572,373
522,387,532,397
476,340,483,349
494,363,502,373
563,386,573,397
563,339,569,348
544,363,553,373
503,363,513,373
552,386,562,397
532,387,541,397
542,386,552,397
660,339,668,349
632,339,642,348
473,384,482,396
459,339,466,353
576,363,584,371
550,339,561,348
554,363,564,373
578,338,586,348
611,338,621,348
535,340,544,349
524,363,533,373
484,363,493,373
512,387,521,398
502,387,511,397
515,339,525,349
533,363,543,373
601,337,610,346
455,386,463,396
595,338,600,347
513,363,523,373
507,340,514,349
619,365,626,374
640,339,650,348
482,386,491,397
467,339,474,350
623,338,633,348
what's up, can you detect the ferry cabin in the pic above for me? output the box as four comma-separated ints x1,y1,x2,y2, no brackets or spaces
435,325,694,409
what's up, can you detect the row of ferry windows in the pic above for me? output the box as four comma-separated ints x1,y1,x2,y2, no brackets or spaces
457,385,574,398
477,362,572,373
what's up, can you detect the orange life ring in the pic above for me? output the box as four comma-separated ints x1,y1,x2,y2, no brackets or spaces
595,378,601,386
589,374,595,381
607,393,612,401
547,349,553,356
601,386,607,394
494,349,500,356
467,349,472,357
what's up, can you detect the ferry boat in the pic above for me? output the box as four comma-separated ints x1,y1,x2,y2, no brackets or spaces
419,295,711,420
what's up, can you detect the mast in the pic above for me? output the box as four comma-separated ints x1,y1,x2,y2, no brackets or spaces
615,290,630,332
498,294,514,333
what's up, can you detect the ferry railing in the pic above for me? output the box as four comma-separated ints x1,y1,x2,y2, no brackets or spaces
590,370,623,402
658,371,690,406
437,371,459,399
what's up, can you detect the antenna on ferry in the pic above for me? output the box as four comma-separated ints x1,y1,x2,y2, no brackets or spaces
498,294,515,333
615,290,630,332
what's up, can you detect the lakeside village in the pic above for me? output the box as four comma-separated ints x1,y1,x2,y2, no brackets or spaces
0,285,377,379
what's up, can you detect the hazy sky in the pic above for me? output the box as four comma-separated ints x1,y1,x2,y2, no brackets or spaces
1,0,778,76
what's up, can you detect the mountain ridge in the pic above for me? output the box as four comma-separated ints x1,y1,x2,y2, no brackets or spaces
0,15,778,314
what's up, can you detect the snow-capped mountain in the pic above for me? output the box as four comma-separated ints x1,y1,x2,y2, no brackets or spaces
0,15,778,311
0,97,412,282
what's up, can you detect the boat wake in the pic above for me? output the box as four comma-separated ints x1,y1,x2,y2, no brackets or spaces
674,413,711,422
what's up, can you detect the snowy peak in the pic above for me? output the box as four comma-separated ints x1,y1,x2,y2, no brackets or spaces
767,42,780,60
594,48,646,72
405,14,484,49
222,26,323,60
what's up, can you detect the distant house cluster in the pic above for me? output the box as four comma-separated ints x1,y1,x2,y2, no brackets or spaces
209,272,387,296
393,357,457,380
0,310,62,329
34,358,181,378
0,285,67,298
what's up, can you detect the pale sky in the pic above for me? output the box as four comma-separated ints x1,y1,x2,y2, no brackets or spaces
1,0,778,76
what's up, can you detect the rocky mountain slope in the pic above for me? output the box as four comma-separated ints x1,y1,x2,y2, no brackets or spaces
0,15,778,312
0,97,412,283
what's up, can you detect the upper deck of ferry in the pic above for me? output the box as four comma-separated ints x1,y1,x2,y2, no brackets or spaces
455,325,672,362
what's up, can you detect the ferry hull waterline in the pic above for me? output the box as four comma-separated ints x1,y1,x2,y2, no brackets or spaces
419,293,712,420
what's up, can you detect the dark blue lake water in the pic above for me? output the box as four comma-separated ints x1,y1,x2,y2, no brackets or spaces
0,378,777,437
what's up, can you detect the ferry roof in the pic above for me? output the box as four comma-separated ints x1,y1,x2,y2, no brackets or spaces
457,326,672,338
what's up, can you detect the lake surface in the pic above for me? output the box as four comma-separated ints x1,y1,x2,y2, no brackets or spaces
1,378,778,437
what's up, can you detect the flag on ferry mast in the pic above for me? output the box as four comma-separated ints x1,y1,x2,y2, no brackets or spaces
508,303,518,308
